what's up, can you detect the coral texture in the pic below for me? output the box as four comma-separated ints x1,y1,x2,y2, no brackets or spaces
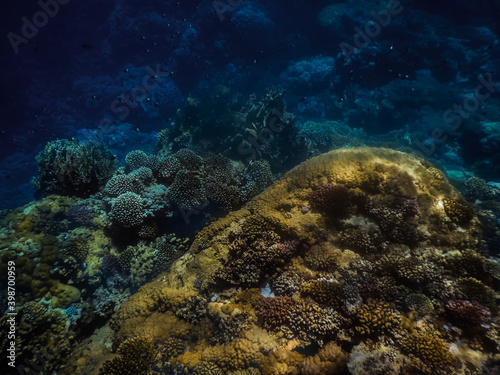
34,139,115,197
61,147,492,375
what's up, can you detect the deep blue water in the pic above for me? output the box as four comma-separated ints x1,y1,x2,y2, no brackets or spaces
1,0,499,209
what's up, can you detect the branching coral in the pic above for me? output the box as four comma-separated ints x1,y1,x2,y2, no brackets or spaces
301,341,348,375
157,154,182,181
125,150,151,172
240,160,274,202
300,278,343,307
369,206,419,246
105,174,137,197
405,293,434,316
209,215,285,288
304,244,342,272
309,183,354,218
99,336,157,375
34,139,115,197
254,296,295,329
443,197,475,225
446,299,490,330
109,192,145,227
457,277,496,311
355,299,402,337
400,331,455,373
287,301,343,343
168,169,207,210
63,236,89,263
338,227,385,254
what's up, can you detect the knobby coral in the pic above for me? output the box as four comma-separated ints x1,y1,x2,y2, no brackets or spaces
61,148,493,375
34,139,115,197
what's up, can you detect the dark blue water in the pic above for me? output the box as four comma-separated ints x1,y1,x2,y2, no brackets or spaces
1,0,499,209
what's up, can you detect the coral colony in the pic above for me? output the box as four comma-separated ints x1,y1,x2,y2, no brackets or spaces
1,1,500,375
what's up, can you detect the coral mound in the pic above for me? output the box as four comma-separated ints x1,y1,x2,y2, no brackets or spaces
64,148,496,375
34,139,115,197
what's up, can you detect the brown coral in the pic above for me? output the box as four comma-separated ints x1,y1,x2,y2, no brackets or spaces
63,236,89,262
400,331,455,373
99,336,157,375
443,197,475,225
309,183,355,218
287,301,343,342
255,296,295,329
457,277,496,311
355,299,402,337
303,244,342,272
300,278,343,307
301,341,348,375
60,147,488,374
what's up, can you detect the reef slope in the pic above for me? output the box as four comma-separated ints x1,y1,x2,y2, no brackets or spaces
65,147,497,375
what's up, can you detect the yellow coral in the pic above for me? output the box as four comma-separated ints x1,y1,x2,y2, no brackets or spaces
61,148,487,374
50,282,81,309
356,299,402,337
443,197,475,225
301,342,348,375
401,331,455,373
99,336,157,375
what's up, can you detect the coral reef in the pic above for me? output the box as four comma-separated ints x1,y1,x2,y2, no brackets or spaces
164,87,308,172
19,147,500,374
0,302,75,373
301,342,348,375
34,139,115,197
99,336,157,375
400,331,455,373
109,192,145,228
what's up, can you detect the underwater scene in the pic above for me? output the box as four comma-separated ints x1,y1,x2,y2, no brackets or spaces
2,0,500,374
